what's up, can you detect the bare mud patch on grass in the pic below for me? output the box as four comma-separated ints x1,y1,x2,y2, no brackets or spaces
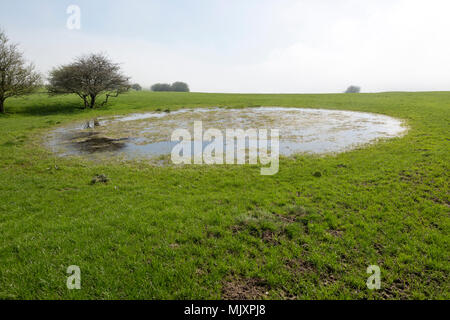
45,107,407,161
285,258,317,274
222,277,270,300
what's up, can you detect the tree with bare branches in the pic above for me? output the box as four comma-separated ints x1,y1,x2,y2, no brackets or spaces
0,30,42,113
47,53,130,109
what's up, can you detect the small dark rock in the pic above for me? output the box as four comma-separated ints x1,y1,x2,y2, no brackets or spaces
91,174,109,185
313,171,322,178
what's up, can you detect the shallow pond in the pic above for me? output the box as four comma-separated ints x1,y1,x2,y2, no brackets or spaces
45,107,407,161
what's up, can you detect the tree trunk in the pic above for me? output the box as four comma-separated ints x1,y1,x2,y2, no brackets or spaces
0,98,4,114
81,96,88,109
89,95,96,108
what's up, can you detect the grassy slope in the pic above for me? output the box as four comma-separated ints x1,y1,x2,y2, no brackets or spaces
0,91,448,299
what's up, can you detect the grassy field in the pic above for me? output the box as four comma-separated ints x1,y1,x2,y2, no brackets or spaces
0,91,448,299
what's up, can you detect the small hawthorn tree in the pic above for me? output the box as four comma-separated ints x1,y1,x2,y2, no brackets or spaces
345,85,361,93
151,83,172,92
47,53,130,109
0,30,42,113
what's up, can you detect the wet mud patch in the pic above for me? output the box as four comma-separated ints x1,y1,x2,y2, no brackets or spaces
44,107,407,162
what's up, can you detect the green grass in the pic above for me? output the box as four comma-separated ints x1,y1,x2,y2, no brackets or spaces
0,91,448,299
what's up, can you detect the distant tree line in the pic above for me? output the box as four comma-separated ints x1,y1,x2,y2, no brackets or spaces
151,82,190,92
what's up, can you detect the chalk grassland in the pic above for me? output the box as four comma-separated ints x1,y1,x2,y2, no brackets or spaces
0,91,448,299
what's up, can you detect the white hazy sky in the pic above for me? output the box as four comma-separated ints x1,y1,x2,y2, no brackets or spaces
1,0,449,93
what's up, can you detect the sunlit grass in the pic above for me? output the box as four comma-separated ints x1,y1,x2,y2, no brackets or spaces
0,91,448,299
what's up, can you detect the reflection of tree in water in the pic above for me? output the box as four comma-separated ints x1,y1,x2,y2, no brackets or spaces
75,137,127,153
69,128,128,154
83,118,101,129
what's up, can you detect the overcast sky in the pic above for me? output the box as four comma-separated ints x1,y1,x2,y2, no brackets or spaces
1,0,449,93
